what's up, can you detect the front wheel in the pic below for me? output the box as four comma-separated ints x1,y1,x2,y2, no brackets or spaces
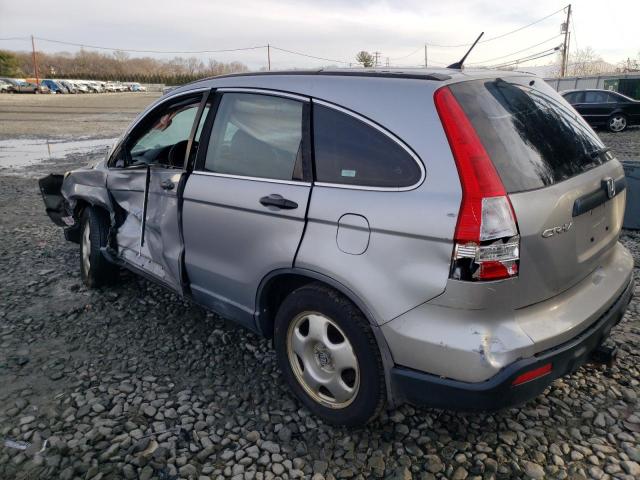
80,207,118,288
274,283,386,426
608,113,627,132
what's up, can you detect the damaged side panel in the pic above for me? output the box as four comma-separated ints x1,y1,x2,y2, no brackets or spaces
106,167,147,257
40,161,116,243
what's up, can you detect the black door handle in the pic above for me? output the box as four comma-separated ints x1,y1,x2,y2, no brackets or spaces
259,194,298,210
160,179,175,190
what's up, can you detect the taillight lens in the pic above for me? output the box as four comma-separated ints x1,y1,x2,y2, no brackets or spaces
434,87,520,282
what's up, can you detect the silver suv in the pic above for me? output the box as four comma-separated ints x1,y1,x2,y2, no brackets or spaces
40,69,635,426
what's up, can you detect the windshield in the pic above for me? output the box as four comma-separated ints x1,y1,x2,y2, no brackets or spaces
449,77,609,193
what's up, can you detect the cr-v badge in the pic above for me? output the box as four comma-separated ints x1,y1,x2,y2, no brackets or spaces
542,222,573,238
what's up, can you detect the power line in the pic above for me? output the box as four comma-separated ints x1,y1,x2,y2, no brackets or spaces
426,5,567,48
468,34,562,65
490,47,560,69
21,36,352,65
269,45,349,64
0,37,30,41
34,37,268,54
388,46,423,61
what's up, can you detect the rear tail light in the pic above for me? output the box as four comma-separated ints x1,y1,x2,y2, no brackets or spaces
434,87,520,282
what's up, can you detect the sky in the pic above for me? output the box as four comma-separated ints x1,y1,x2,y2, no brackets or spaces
0,0,638,71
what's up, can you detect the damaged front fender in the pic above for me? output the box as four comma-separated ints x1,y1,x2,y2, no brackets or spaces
39,160,116,241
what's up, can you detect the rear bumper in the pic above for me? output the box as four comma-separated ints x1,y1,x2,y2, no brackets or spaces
390,276,634,410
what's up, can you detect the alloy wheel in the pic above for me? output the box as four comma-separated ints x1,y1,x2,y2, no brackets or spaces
286,312,360,408
609,115,627,132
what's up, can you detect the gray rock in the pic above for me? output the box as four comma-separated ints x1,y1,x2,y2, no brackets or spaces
277,426,292,443
180,463,198,478
261,441,280,454
314,460,329,475
122,464,137,479
621,461,640,476
424,455,443,473
452,466,468,480
521,461,545,480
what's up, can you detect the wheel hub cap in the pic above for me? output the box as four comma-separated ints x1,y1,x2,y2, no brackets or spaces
314,345,333,370
287,312,360,409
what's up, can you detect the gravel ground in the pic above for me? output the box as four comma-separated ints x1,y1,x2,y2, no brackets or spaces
599,126,640,162
0,98,639,480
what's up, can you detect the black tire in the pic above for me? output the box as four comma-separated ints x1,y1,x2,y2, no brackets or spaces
608,113,627,133
274,283,386,426
80,207,118,288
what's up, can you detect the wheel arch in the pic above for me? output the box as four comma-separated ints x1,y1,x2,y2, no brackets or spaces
255,268,398,406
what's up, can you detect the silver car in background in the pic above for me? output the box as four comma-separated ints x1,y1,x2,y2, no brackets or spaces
40,69,635,425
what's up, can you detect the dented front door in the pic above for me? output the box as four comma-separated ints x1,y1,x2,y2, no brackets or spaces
107,91,207,292
107,165,185,291
143,166,185,289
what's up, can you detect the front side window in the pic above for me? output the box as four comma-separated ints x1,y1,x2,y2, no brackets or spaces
564,92,583,104
204,93,304,181
313,104,422,188
121,95,203,168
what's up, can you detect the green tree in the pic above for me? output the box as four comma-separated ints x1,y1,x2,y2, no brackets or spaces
356,51,374,68
0,50,22,77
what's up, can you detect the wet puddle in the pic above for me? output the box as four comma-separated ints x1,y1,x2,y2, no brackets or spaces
0,137,117,171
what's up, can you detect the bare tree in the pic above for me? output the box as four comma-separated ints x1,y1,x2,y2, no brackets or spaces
547,47,615,77
8,48,249,82
569,47,616,76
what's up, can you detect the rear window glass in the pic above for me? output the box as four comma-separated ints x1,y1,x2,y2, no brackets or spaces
449,78,608,193
313,104,422,188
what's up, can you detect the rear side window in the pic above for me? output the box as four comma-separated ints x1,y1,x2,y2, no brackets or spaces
449,78,608,193
584,91,610,103
313,104,422,188
204,93,304,181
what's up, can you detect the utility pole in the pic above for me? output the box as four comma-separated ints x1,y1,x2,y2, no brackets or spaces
385,57,390,67
560,4,571,77
267,44,271,71
31,35,40,85
373,51,381,68
424,44,428,68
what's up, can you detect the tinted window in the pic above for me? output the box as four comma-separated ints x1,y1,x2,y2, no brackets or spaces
563,92,583,104
313,105,421,188
204,93,304,181
606,92,625,103
584,91,609,103
450,78,608,193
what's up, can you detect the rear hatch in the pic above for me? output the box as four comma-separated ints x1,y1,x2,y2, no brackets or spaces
449,76,626,308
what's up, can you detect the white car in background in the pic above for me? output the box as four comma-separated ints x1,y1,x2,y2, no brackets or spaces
88,81,104,93
124,82,146,92
72,81,89,94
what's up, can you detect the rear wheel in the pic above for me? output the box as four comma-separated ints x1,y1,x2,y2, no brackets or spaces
80,207,118,288
608,113,627,132
274,283,386,426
